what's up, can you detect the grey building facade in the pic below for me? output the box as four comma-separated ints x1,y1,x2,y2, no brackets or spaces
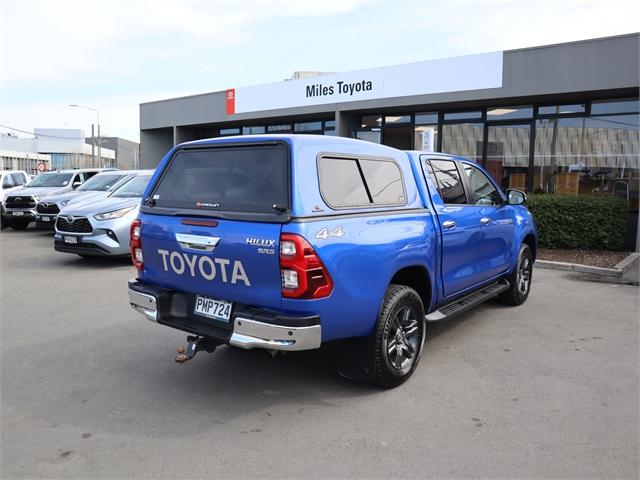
140,34,639,242
86,137,140,169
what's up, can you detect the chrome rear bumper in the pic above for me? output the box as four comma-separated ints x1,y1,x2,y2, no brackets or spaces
128,280,321,351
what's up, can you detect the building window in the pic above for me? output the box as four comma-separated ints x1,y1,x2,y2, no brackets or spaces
444,110,482,121
441,123,484,163
538,104,586,115
294,121,323,132
219,127,240,136
323,120,336,136
384,115,411,125
591,98,639,115
267,124,292,132
415,112,438,124
487,106,533,120
486,123,531,191
242,126,265,135
533,112,639,195
361,115,383,128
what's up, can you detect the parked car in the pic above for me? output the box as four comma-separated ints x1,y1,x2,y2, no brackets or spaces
127,135,537,387
0,170,30,228
35,171,137,230
3,168,115,230
54,171,154,257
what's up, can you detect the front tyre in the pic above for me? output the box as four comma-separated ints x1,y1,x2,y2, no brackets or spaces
373,284,426,388
498,244,533,306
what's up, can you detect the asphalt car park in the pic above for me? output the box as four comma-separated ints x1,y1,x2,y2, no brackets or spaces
1,227,638,479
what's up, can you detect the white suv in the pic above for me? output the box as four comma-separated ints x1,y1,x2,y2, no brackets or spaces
1,170,30,228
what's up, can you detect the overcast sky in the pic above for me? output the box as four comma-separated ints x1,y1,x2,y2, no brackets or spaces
1,0,638,143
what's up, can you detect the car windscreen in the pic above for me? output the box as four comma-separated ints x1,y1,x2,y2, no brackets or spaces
111,175,152,198
149,144,289,215
77,173,127,191
27,173,73,187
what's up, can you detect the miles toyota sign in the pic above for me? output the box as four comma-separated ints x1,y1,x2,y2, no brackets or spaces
225,51,503,114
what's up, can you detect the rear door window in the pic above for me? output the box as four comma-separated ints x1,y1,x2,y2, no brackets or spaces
427,159,467,204
151,143,289,216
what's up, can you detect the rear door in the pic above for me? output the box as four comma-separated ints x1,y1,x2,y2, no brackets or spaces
139,142,290,311
423,158,486,297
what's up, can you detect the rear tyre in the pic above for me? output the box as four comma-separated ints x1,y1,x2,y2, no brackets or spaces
10,219,29,231
498,244,533,306
373,284,426,388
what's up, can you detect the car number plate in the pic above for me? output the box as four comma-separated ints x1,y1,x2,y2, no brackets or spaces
41,216,50,222
12,211,24,216
64,236,78,244
194,296,233,322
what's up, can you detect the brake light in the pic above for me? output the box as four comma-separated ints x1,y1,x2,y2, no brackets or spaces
280,233,332,299
130,219,143,271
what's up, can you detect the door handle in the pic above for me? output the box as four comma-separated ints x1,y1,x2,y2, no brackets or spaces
175,233,220,252
480,217,491,225
442,220,456,229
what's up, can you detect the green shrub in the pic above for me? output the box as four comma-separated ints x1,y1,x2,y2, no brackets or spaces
526,194,628,251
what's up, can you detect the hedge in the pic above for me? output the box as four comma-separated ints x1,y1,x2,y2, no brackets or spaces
526,194,628,251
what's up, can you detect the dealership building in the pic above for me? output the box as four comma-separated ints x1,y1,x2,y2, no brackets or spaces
140,34,638,205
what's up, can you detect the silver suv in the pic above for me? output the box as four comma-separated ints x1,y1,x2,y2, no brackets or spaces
0,170,30,229
3,168,114,230
34,171,136,230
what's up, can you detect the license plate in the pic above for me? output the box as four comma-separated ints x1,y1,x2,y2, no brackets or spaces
12,211,24,216
41,216,50,222
64,236,78,244
194,296,233,322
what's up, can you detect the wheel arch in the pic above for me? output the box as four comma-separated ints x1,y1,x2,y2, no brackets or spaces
522,232,537,260
389,265,432,313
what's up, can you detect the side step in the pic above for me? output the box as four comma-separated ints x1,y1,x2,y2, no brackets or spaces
425,279,510,322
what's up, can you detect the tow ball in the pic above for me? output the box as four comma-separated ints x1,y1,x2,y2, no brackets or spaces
175,335,219,363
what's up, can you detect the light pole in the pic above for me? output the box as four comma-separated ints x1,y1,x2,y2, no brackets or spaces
69,104,100,167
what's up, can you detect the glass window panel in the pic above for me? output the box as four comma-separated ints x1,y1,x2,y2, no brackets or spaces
591,98,639,115
415,112,438,124
444,111,482,121
356,130,381,144
360,159,406,205
219,128,240,136
384,115,411,125
414,125,438,152
323,120,336,128
428,159,467,204
267,124,292,132
318,157,369,207
361,115,383,128
441,123,484,163
323,129,337,136
486,123,531,190
294,121,322,132
487,106,533,120
534,114,639,197
242,126,265,135
462,163,500,205
538,104,586,115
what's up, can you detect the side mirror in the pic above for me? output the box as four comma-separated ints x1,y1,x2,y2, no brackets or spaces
72,181,82,189
506,189,526,205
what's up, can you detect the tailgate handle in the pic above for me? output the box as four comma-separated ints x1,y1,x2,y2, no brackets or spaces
175,233,220,252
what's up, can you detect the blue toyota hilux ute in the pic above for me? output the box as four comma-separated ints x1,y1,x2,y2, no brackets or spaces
128,135,537,387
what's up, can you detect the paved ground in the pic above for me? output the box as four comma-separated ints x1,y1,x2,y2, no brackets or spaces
1,227,638,479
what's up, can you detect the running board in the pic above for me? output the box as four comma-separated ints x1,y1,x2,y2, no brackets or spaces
425,279,510,322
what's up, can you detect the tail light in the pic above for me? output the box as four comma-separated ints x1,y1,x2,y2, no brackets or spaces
280,233,332,299
130,219,143,271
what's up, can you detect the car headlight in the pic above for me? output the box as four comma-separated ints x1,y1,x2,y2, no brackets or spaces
94,206,136,221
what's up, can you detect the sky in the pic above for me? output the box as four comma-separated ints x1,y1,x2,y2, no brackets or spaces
1,0,638,143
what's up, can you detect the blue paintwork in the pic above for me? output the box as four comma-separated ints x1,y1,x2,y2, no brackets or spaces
137,135,537,343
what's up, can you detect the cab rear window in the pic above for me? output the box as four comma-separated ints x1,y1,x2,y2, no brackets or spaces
150,144,289,216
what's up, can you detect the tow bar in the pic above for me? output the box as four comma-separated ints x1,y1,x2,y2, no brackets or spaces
175,335,219,363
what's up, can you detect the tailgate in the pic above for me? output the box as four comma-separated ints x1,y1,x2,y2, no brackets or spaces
140,214,282,310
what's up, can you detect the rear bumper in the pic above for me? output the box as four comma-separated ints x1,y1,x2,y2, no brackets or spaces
128,279,321,351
